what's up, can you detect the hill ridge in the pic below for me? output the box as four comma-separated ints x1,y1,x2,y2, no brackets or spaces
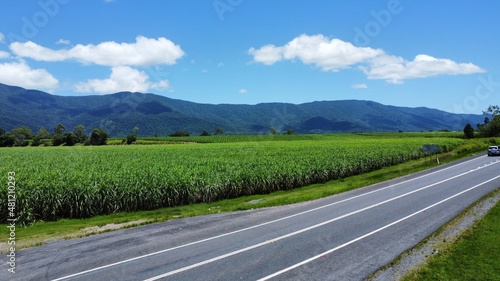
0,83,483,137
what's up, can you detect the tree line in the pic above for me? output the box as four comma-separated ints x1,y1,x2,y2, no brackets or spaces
0,124,228,147
463,105,500,139
0,124,108,147
169,127,225,137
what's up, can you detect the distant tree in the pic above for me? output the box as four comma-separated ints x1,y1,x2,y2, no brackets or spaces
90,128,108,145
33,126,51,145
0,133,15,147
286,128,294,135
269,127,277,135
486,116,500,137
126,134,137,144
200,130,211,136
133,126,139,135
215,127,224,135
63,132,77,146
73,125,87,143
463,123,474,139
0,128,5,136
36,127,51,139
52,134,65,146
52,124,66,146
483,105,500,116
54,124,65,135
31,135,42,146
479,105,500,137
170,131,189,137
11,126,33,139
11,126,33,146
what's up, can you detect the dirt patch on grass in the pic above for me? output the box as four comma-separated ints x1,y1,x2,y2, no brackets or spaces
80,219,150,235
247,199,265,204
0,219,151,254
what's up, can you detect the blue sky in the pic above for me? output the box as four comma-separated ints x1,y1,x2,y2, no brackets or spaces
0,0,499,114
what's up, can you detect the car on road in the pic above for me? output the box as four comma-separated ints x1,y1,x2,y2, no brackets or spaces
487,146,500,156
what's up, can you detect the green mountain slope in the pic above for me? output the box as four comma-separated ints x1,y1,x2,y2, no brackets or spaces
0,83,484,137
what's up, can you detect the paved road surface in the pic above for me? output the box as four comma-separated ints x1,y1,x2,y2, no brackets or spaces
2,154,499,281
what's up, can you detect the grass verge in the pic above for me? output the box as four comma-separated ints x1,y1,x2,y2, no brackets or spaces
401,191,500,281
0,142,489,252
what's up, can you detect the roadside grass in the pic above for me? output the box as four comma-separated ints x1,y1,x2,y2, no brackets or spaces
0,138,492,252
401,195,500,281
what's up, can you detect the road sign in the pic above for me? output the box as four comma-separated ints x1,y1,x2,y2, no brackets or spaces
422,144,439,153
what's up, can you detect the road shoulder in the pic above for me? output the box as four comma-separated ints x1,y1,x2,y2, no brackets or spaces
368,188,500,281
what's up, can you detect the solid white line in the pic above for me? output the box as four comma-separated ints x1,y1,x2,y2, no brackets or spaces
141,160,500,281
51,155,488,281
257,174,500,280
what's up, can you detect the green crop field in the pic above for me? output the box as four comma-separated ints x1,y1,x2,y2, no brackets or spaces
0,133,470,225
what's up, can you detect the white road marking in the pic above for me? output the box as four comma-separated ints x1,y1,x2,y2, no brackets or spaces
258,175,500,280
51,156,490,280
141,160,500,281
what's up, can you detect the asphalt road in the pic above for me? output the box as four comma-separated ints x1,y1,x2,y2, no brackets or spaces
3,154,500,281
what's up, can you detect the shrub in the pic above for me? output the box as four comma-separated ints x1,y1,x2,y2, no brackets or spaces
126,134,137,144
170,131,190,137
90,129,108,145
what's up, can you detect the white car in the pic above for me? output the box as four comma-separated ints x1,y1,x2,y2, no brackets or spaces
487,146,500,156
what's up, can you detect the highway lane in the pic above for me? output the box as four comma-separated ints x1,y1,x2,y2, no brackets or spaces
3,154,500,281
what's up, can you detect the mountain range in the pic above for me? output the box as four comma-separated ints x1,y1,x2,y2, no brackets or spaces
0,83,484,137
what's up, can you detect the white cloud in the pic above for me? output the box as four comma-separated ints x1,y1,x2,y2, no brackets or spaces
362,54,486,84
10,36,185,67
0,33,5,44
248,44,284,65
9,41,69,61
352,83,368,89
56,39,70,45
250,34,485,83
239,88,248,94
249,34,382,71
151,80,169,90
0,51,10,59
282,34,383,71
75,66,169,94
0,61,58,90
